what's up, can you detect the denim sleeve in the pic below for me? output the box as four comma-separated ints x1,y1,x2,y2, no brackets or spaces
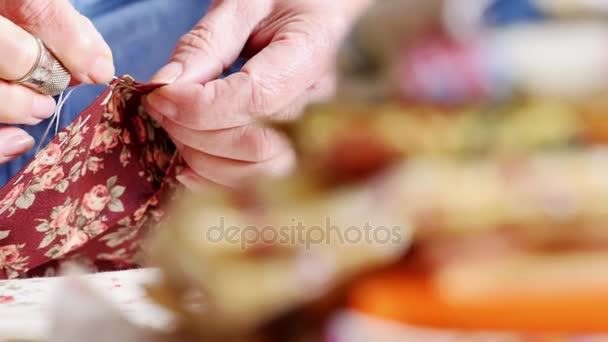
0,0,244,186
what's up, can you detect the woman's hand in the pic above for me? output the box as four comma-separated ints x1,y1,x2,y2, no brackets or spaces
145,0,373,189
0,0,114,163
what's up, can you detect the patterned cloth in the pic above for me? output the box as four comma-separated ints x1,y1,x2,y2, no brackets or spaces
0,76,179,279
1,0,212,186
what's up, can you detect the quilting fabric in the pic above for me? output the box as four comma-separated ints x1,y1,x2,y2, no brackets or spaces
0,76,180,279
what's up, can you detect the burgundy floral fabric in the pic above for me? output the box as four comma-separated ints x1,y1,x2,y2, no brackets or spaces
0,76,179,279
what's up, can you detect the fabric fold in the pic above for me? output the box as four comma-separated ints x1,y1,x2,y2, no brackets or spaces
0,76,179,279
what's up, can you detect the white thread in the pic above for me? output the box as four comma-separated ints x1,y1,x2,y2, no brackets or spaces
101,89,113,105
13,175,24,186
100,76,120,105
78,114,92,130
35,88,75,154
58,137,69,148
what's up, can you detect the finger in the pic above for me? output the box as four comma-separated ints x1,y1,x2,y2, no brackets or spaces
157,76,334,165
1,0,114,84
146,69,335,132
146,22,333,130
151,0,272,84
0,80,55,124
235,19,336,115
160,121,290,162
176,167,225,193
0,126,34,164
145,74,255,130
0,15,39,81
181,145,296,187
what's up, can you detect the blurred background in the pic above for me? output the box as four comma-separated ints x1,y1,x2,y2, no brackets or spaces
3,0,608,341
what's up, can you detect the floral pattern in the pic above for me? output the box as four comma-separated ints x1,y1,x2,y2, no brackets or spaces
0,76,179,279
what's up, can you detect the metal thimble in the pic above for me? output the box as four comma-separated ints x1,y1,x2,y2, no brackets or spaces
13,35,71,97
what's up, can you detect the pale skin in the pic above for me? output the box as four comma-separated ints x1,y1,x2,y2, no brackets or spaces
0,0,114,164
0,0,373,188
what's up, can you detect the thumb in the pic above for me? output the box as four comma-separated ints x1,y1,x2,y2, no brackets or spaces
151,0,271,84
0,0,115,84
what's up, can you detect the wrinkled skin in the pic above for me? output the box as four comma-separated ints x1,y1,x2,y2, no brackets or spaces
0,0,114,163
144,0,375,188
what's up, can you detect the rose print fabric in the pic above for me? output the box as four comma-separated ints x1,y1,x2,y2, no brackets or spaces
0,76,179,279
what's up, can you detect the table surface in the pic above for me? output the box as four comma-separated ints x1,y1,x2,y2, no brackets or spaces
0,268,172,341
4,270,607,341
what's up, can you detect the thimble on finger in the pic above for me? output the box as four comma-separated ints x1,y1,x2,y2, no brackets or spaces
12,34,71,97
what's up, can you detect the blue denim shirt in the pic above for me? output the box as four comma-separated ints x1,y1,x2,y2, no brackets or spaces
1,0,214,185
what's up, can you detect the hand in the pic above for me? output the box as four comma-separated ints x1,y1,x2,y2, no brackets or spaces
145,0,372,188
0,0,114,163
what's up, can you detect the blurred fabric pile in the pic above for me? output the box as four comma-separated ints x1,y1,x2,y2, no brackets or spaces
59,0,608,341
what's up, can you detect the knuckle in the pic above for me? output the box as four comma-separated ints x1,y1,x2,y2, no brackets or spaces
180,23,215,52
245,72,281,116
279,15,340,66
276,26,312,49
235,0,272,29
76,15,98,48
282,14,332,48
175,23,225,71
5,0,56,26
237,126,277,162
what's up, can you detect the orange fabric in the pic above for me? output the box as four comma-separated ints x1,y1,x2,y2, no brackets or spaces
349,268,608,332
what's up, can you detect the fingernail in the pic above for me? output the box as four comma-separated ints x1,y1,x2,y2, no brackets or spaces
146,92,177,119
0,132,34,157
88,54,115,84
31,96,56,120
151,62,183,83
